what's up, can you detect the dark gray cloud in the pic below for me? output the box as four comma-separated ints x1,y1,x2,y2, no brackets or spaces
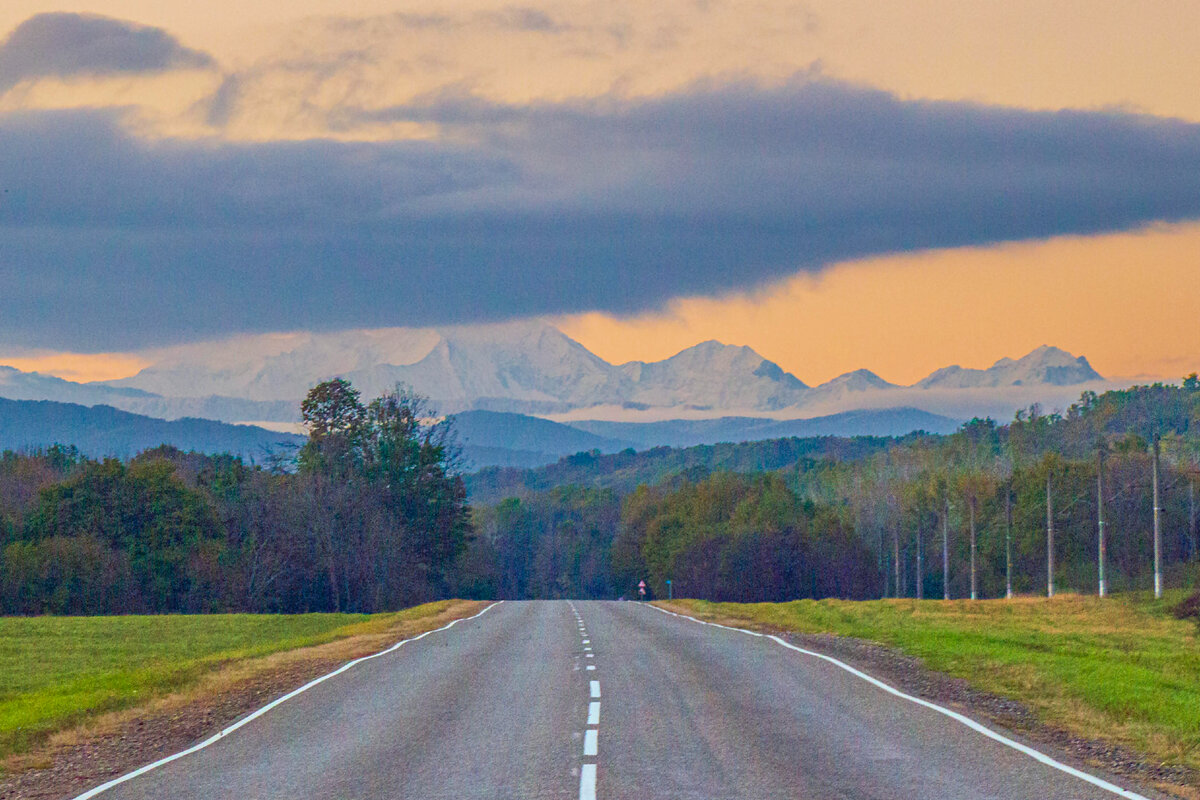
0,13,214,91
3,77,1200,351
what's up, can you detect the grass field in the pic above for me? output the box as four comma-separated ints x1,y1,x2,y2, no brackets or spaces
662,592,1200,776
0,601,475,761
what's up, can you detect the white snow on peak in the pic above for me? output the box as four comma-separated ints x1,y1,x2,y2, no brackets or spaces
916,345,1103,389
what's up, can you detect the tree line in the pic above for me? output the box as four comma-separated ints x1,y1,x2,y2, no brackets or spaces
1,377,1198,614
0,381,469,614
459,379,1200,602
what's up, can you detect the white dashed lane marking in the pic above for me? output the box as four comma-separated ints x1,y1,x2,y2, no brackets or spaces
572,603,600,800
579,764,597,800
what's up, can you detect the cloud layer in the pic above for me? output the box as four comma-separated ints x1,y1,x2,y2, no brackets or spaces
3,77,1200,350
0,13,213,92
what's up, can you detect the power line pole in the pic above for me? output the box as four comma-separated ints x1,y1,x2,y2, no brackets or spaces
969,494,978,601
1047,474,1055,598
1098,446,1107,598
894,525,901,598
916,516,924,600
1153,434,1163,599
1191,476,1198,563
943,496,951,601
1005,485,1013,599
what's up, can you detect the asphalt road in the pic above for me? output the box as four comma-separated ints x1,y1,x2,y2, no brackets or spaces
84,600,1165,800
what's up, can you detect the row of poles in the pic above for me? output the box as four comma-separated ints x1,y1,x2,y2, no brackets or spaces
894,434,1189,601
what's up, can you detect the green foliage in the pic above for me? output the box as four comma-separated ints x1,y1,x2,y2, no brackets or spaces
460,486,620,599
299,378,367,476
466,435,895,505
18,458,222,612
295,383,471,611
0,382,472,615
466,380,1200,603
614,473,878,601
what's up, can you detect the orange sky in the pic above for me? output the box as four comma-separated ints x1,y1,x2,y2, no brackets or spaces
2,2,1199,383
558,223,1200,385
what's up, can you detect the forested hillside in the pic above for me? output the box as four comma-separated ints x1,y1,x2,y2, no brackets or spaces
1,378,1197,613
462,379,1200,602
466,435,900,505
0,397,302,460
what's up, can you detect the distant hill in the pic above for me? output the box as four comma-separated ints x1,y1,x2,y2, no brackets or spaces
0,398,304,462
564,407,961,449
0,366,296,422
450,410,636,469
464,434,910,505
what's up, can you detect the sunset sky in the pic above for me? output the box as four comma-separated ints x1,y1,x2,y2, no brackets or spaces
1,1,1198,385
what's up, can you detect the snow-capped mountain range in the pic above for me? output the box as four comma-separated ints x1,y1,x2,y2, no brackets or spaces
0,322,1108,425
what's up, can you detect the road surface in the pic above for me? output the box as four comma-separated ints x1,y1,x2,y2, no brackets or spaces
80,600,1164,800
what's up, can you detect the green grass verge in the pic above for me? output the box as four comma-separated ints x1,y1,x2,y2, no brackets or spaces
665,592,1200,773
0,600,464,761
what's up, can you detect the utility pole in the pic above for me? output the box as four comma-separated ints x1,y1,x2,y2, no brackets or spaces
1098,446,1107,598
1046,474,1055,598
943,496,951,601
1191,477,1198,563
893,522,901,598
1153,434,1163,599
916,517,924,600
879,524,887,599
1005,485,1013,600
969,494,978,600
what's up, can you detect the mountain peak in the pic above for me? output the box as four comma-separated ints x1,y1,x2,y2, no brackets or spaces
919,346,1103,389
818,369,895,391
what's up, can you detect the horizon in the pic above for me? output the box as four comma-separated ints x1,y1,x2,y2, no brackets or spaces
0,323,1142,390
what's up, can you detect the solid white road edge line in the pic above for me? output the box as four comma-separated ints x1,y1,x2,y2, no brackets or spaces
645,603,1153,800
69,601,504,800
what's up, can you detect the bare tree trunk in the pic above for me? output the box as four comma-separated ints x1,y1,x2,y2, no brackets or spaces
969,495,978,601
1047,475,1055,598
916,517,924,600
1005,486,1013,599
1097,447,1107,598
1153,435,1163,599
893,520,901,599
943,497,951,601
1191,478,1198,563
879,522,887,599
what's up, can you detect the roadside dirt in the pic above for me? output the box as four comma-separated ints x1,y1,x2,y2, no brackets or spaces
0,600,487,800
